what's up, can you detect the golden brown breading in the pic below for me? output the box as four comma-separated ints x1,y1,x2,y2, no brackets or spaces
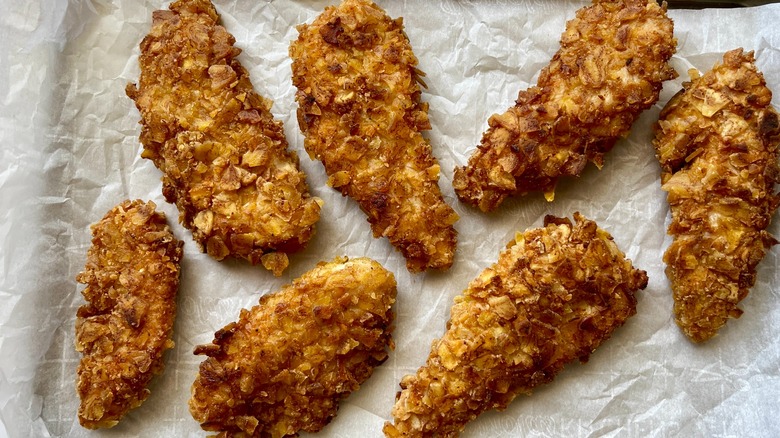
126,0,321,276
653,49,780,343
289,0,458,273
453,0,677,211
75,200,183,429
189,256,397,438
384,213,647,437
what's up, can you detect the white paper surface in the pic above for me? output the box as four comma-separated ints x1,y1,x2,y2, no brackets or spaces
1,1,779,437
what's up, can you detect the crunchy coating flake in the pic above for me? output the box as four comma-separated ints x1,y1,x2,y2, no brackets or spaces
290,0,459,273
126,0,321,275
653,49,780,343
189,257,397,437
384,213,647,437
453,0,677,211
75,200,183,429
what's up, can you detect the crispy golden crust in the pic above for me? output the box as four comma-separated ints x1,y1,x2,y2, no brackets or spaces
290,0,458,273
126,0,321,275
189,257,397,438
75,200,183,429
653,49,780,343
453,0,677,211
384,213,647,437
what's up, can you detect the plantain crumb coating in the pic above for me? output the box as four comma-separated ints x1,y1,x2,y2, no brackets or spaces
384,213,647,437
126,0,321,275
653,48,780,343
290,0,459,273
453,0,677,212
75,200,183,429
189,257,397,438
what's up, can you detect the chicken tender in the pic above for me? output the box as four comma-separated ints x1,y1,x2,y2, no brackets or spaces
384,213,647,437
126,0,321,276
453,0,677,211
290,0,458,273
653,49,780,343
75,200,183,429
189,256,396,437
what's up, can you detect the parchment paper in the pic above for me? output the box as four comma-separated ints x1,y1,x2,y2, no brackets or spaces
1,1,779,437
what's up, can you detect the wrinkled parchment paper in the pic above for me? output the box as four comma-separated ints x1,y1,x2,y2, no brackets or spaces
2,1,779,436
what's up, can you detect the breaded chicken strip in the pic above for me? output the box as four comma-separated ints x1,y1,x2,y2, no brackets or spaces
189,257,396,437
453,0,677,211
384,213,647,437
290,0,458,273
126,0,321,276
75,200,183,429
653,49,780,343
